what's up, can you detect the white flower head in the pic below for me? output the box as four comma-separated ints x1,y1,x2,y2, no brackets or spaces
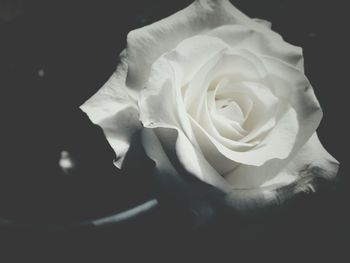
81,0,339,211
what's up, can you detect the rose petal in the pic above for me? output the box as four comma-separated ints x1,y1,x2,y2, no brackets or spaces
184,47,267,121
212,79,279,143
263,133,339,187
208,89,254,140
224,133,339,211
125,0,303,90
153,128,229,191
252,18,272,29
80,52,141,168
206,24,304,72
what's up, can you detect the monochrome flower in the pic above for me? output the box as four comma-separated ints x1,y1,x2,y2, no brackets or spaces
81,0,339,210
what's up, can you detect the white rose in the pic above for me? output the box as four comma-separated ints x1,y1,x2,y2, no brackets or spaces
81,0,339,211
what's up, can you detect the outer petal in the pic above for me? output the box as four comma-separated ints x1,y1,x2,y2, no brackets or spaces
224,133,340,211
206,24,303,72
80,52,141,168
125,0,303,90
252,18,272,29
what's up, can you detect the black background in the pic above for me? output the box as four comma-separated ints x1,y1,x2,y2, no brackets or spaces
0,0,349,261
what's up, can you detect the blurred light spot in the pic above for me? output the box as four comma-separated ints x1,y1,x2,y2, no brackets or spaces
308,32,317,38
59,150,75,174
38,69,45,77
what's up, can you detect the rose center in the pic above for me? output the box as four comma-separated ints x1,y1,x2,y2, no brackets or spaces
216,98,244,125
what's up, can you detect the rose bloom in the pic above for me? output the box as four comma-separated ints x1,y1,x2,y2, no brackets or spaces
81,0,339,211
